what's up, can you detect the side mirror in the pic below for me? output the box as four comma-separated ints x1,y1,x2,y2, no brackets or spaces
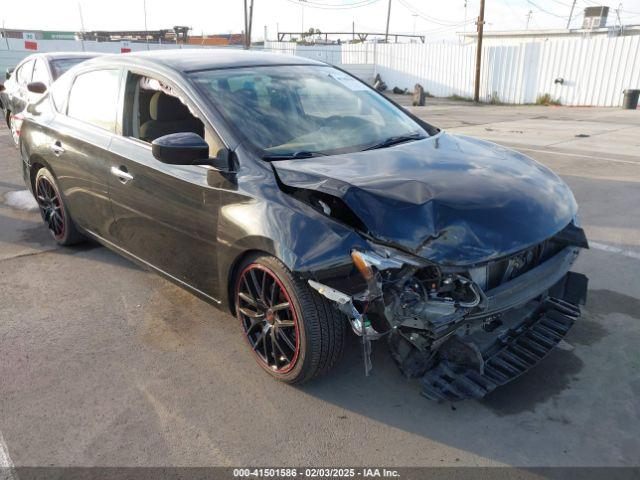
6,68,14,80
151,132,209,165
27,81,47,94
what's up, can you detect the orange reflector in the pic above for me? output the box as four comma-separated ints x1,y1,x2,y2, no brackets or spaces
351,250,375,281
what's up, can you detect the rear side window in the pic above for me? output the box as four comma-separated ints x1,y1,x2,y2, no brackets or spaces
67,69,120,131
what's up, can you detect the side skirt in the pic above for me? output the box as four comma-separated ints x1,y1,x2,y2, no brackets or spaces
82,228,222,307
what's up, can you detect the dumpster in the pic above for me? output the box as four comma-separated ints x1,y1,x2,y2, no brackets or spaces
622,89,639,109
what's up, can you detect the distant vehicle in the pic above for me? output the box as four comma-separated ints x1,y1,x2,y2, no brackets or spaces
17,50,589,399
0,52,101,144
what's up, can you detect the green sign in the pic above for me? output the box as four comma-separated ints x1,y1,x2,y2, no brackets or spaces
43,31,76,40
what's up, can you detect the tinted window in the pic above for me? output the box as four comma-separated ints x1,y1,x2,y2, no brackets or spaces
67,69,120,131
16,60,34,85
50,57,92,80
32,58,49,84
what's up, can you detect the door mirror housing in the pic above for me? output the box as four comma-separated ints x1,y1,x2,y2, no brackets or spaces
27,81,47,94
151,132,209,165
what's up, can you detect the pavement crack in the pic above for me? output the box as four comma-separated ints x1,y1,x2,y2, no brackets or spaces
0,248,61,263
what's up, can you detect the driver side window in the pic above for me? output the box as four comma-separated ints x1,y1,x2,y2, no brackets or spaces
122,72,222,153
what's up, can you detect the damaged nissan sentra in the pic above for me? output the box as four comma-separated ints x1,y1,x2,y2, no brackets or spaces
19,50,588,400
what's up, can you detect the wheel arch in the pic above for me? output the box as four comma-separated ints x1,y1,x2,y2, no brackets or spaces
28,155,54,192
225,248,273,316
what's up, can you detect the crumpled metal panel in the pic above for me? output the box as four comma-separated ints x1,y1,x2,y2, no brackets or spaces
273,132,577,266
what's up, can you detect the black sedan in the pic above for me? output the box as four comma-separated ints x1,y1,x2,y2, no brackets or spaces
0,52,100,144
17,50,589,400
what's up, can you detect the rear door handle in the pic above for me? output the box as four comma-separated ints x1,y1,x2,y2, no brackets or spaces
110,166,134,184
51,141,65,156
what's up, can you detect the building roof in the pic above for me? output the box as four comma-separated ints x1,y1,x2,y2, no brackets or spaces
460,25,640,38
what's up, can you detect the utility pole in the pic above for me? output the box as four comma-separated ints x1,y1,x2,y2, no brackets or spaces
473,0,485,103
566,0,577,29
384,0,392,43
526,10,532,30
78,3,86,52
243,0,248,49
143,0,149,50
243,0,254,49
248,0,254,48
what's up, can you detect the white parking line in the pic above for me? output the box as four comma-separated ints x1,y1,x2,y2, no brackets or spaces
516,147,639,166
0,431,13,468
590,241,640,260
0,430,17,480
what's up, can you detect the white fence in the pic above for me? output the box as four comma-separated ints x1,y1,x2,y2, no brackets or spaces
266,37,640,107
2,36,638,107
0,37,227,78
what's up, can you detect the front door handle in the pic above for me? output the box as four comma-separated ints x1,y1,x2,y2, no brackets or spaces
110,166,134,184
51,141,65,156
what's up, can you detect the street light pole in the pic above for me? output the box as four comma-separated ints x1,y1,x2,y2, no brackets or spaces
473,0,485,102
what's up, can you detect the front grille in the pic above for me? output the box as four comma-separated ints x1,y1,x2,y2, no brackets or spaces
471,239,564,291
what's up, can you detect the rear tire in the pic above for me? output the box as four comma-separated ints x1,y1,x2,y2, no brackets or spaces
234,254,346,384
34,168,84,246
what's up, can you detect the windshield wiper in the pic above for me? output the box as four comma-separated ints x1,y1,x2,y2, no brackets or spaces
363,132,426,151
262,150,327,161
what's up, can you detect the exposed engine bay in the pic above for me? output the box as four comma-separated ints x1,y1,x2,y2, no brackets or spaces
309,222,589,401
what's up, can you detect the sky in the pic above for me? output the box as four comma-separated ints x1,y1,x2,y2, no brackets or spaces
2,0,640,42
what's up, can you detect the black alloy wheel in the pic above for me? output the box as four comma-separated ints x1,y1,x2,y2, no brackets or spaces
236,263,300,374
34,168,84,246
234,254,347,384
36,174,66,240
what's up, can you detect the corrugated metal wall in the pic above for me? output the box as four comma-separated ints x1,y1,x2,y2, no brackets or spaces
266,36,640,107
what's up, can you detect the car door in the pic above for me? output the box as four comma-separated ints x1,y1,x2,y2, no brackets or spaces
107,70,225,302
49,68,122,238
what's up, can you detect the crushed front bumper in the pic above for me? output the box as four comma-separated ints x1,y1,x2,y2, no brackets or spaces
420,271,588,401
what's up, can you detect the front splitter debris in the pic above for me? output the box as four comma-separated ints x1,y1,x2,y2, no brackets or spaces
420,297,581,402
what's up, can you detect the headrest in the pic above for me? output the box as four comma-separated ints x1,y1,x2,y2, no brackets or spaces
149,91,190,121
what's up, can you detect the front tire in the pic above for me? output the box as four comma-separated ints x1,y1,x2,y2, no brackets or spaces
235,254,346,384
34,168,84,246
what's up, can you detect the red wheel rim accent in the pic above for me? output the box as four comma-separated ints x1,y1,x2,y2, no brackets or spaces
35,176,65,240
235,264,300,374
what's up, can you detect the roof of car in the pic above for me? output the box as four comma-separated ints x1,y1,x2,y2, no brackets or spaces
40,51,104,61
96,48,326,72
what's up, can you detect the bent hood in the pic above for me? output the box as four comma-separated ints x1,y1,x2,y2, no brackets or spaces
272,133,577,266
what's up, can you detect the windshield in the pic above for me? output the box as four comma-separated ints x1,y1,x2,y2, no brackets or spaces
50,57,92,80
189,65,429,158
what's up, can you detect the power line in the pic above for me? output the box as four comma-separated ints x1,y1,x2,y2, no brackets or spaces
526,0,570,19
397,0,470,26
282,0,382,9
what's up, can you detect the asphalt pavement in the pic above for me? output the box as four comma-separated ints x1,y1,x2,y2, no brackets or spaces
1,99,639,468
